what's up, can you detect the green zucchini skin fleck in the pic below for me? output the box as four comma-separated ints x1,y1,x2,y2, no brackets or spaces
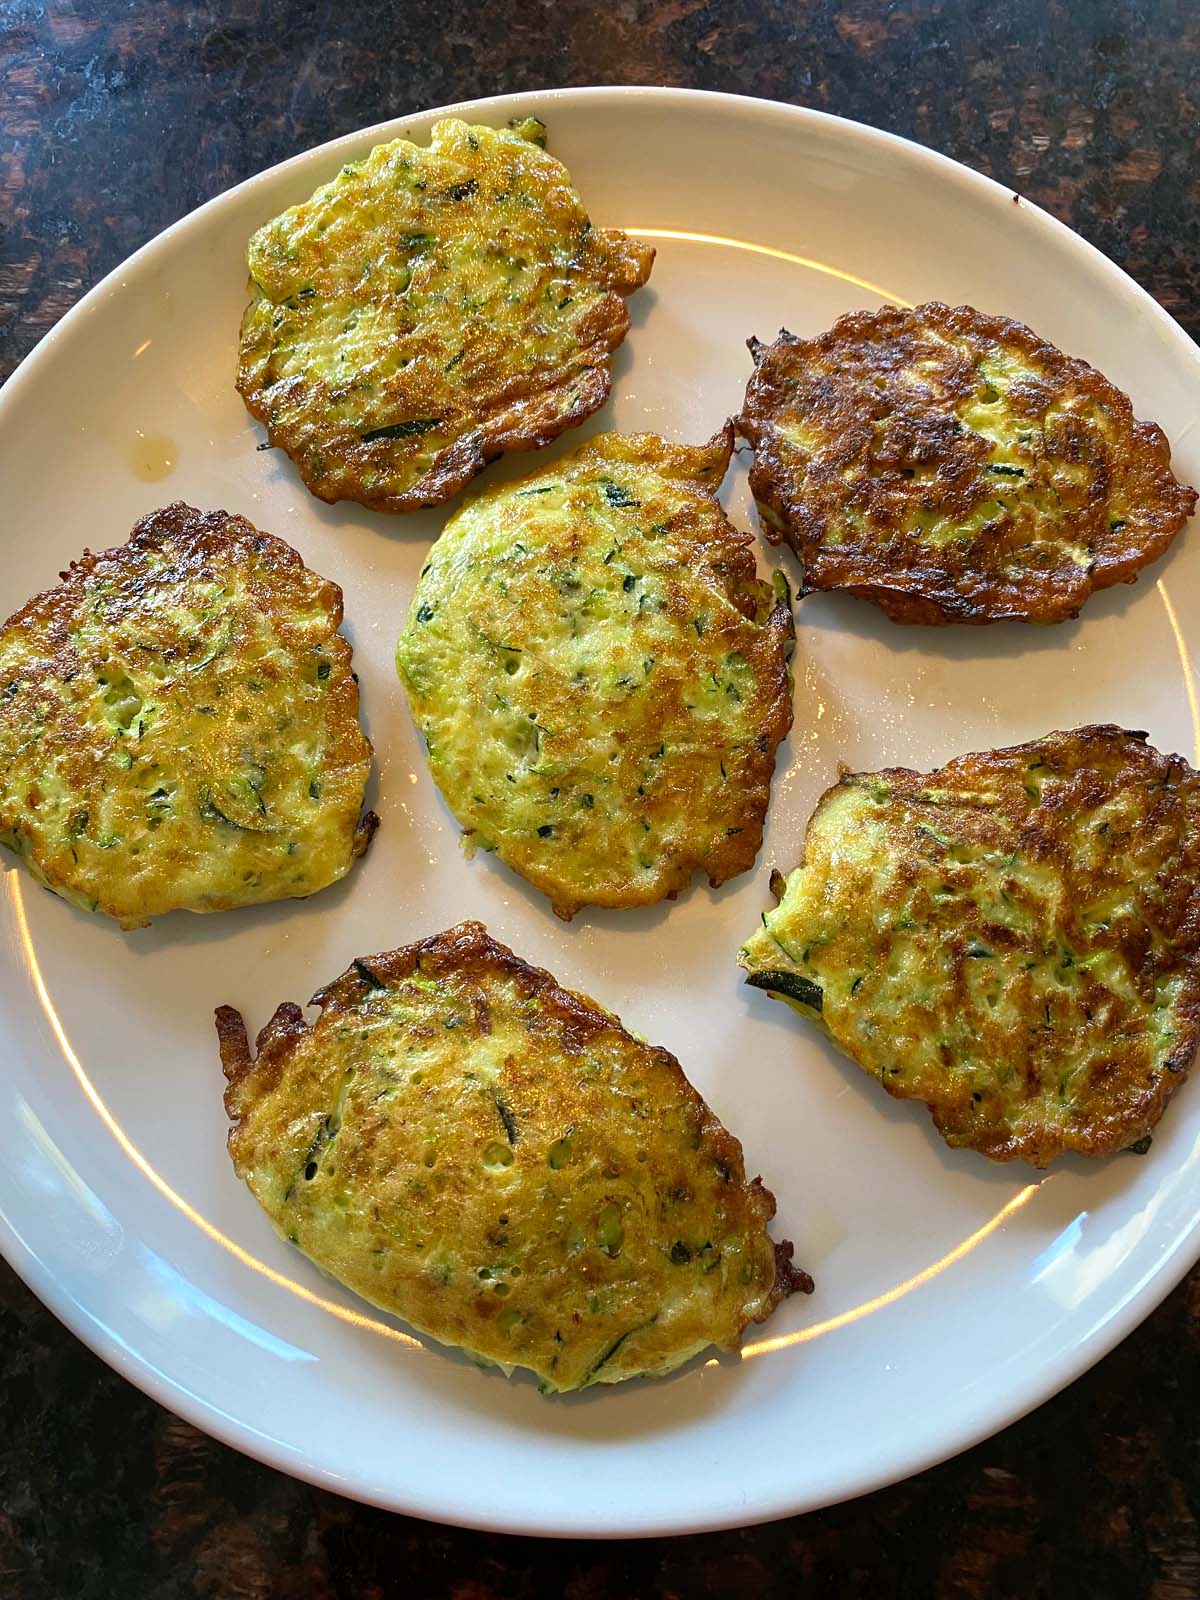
745,969,824,1012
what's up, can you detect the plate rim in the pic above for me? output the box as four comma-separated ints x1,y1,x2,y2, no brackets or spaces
2,83,1199,1538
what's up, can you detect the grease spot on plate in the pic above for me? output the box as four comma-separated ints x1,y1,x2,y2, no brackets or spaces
129,430,176,482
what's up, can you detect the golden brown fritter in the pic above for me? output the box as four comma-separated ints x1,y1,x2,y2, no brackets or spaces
219,921,810,1391
739,303,1196,624
0,503,376,928
237,117,654,514
396,427,794,919
739,726,1200,1166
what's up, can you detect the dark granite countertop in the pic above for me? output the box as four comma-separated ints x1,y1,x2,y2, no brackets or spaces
1,2,1198,1594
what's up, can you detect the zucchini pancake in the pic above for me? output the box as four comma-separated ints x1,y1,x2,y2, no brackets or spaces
237,116,654,513
739,726,1200,1167
217,921,810,1392
396,427,795,918
739,302,1196,624
0,503,376,929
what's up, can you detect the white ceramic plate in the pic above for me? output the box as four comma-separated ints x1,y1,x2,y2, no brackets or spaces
1,87,1198,1538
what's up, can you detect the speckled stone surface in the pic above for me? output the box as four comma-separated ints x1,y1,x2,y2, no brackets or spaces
1,1,1199,1594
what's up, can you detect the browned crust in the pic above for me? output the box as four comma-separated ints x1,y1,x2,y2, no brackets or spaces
352,809,380,858
678,577,794,900
215,1002,254,1087
218,999,308,1108
28,504,359,738
217,920,810,1320
773,1239,815,1297
683,427,795,899
738,303,1197,625
239,312,635,515
18,501,332,640
804,725,1200,1164
553,428,794,915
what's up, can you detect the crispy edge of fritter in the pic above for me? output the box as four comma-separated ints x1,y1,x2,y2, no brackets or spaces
738,302,1198,625
236,125,656,515
525,427,795,917
743,725,1200,1166
0,502,378,924
402,426,796,919
217,920,812,1369
240,270,651,515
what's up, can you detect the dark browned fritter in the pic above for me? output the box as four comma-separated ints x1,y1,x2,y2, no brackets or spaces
739,302,1196,624
739,726,1200,1166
